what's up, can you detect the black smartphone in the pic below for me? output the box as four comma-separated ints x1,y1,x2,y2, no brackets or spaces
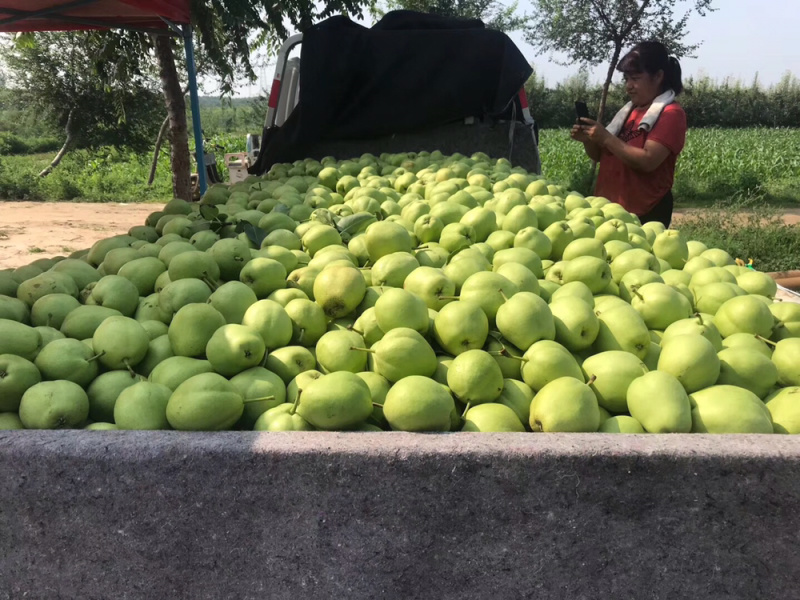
575,101,590,121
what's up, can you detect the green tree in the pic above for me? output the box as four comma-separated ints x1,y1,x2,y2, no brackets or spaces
525,0,716,123
373,0,527,31
5,32,163,176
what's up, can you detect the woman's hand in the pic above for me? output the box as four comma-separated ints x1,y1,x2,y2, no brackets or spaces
570,123,590,143
576,118,611,146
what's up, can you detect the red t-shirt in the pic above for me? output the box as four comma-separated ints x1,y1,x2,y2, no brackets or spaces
594,102,687,216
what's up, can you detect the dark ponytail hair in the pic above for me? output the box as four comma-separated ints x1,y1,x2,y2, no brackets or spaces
617,41,684,95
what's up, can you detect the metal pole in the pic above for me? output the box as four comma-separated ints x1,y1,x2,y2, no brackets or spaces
182,24,206,196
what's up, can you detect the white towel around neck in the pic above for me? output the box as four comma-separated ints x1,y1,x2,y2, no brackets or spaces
606,89,676,137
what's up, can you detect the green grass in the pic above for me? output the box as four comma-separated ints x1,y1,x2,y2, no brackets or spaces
676,197,800,273
0,128,797,207
539,127,800,207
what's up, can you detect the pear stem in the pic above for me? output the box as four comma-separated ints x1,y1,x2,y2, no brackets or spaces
460,401,472,419
437,295,460,300
349,326,364,335
587,374,597,386
289,391,301,415
499,288,509,302
755,335,778,347
350,346,375,353
372,402,384,409
632,288,645,301
87,352,105,363
243,395,276,404
123,359,136,378
693,312,704,325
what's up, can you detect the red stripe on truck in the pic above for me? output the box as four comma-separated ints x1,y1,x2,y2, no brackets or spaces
268,79,282,108
518,88,529,109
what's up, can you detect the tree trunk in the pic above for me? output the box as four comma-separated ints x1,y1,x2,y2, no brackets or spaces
154,34,192,201
39,109,75,177
147,115,171,186
591,42,624,181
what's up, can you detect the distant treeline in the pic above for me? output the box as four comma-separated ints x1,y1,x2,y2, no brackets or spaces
526,71,800,129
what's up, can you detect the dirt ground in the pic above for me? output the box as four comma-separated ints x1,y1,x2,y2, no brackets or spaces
0,201,798,271
0,201,164,269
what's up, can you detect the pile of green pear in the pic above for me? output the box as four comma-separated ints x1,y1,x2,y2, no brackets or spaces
1,150,799,434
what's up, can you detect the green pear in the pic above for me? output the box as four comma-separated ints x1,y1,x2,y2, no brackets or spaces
492,248,543,278
773,338,800,386
459,271,518,323
51,258,101,290
374,288,428,334
662,313,723,351
92,316,149,371
140,320,169,341
60,305,123,340
208,238,252,281
693,282,746,315
367,328,437,382
592,303,650,359
113,380,173,430
582,351,648,413
0,354,41,412
432,355,453,385
86,370,142,423
34,338,98,387
502,205,538,233
284,298,328,347
0,413,24,429
700,248,735,267
561,256,611,294
562,237,607,261
0,295,29,323
618,269,664,303
205,281,258,325
735,270,777,297
168,303,227,357
265,346,316,384
241,299,293,351
230,366,286,429
550,281,593,306
542,221,574,260
461,206,498,242
521,340,584,392
494,262,540,295
439,222,477,254
716,347,778,398
286,369,324,405
462,403,525,432
595,219,628,243
134,294,171,325
496,378,534,426
660,269,691,287
658,334,720,393
268,287,308,307
30,294,80,329
286,265,321,300
414,243,450,268
721,332,773,357
629,282,693,330
495,292,555,350
598,415,645,433
382,375,454,432
402,267,456,311
364,221,414,262
713,295,775,338
149,356,214,390
205,324,266,377
770,302,800,340
158,278,212,318
352,307,384,347
238,257,286,299
689,267,737,290
357,371,391,427
652,230,688,269
549,296,599,351
85,275,140,316
609,249,659,283
315,329,368,373
513,227,552,259
627,371,692,433
19,380,89,429
295,371,372,430
689,385,773,433
446,349,504,405
371,252,419,288
312,265,366,320
167,372,243,431
17,272,79,306
0,319,42,361
301,224,342,257
530,377,600,432
432,300,489,356
764,387,800,434
253,403,314,431
136,334,174,377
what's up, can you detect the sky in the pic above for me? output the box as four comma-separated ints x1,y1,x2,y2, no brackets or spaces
225,0,800,97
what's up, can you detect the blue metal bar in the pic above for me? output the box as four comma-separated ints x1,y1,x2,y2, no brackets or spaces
182,24,206,197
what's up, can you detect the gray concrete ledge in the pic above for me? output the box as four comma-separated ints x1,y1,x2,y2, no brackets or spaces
2,432,800,599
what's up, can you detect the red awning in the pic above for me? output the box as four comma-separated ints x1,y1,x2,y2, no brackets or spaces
0,0,190,33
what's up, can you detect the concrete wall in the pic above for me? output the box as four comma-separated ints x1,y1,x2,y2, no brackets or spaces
2,432,799,599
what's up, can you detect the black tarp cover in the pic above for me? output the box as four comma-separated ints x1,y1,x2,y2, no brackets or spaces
252,11,533,174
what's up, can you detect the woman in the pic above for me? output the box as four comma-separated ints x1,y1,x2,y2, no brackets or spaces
571,41,687,227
